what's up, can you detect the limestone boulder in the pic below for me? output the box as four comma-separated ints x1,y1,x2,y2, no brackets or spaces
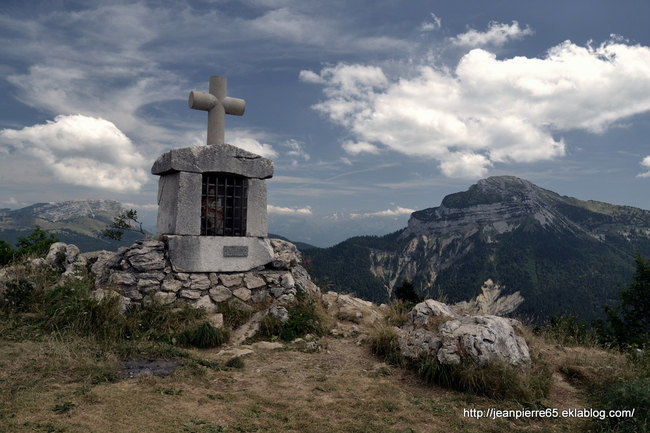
436,315,530,368
269,239,300,269
408,299,458,326
397,300,531,369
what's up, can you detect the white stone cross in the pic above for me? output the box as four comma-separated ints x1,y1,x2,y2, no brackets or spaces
189,76,246,146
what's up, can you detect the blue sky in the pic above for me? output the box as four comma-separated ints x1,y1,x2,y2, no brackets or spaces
1,0,650,246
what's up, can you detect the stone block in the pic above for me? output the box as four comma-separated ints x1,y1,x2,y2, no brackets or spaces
190,274,211,291
156,171,202,235
153,291,177,305
233,287,251,302
193,295,217,313
161,276,182,292
244,274,266,290
166,236,274,273
209,285,232,302
109,272,136,286
151,144,274,179
219,273,243,287
138,279,161,293
281,273,295,289
247,179,267,237
180,289,202,300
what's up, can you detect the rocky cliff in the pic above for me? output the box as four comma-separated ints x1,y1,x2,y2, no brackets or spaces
308,176,650,322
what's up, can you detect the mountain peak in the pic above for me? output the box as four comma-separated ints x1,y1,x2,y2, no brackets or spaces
7,199,126,223
438,176,553,210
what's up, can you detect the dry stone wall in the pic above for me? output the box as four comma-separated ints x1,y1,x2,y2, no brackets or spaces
84,237,318,313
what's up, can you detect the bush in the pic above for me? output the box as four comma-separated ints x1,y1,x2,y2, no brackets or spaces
544,314,599,347
176,321,230,349
588,376,650,432
258,292,324,342
394,280,423,304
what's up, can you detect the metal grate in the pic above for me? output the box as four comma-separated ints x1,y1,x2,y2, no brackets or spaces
201,174,248,236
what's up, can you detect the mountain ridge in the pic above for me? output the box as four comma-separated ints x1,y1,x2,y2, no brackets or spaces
306,175,650,322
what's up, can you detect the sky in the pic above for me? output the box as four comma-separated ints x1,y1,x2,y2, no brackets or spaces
1,0,650,247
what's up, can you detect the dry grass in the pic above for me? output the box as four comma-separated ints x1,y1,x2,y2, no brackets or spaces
0,335,591,433
0,267,641,433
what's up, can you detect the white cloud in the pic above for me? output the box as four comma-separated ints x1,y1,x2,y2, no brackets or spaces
268,205,313,215
302,33,650,178
451,21,534,47
419,13,441,32
0,114,149,191
227,130,279,159
351,206,416,218
282,139,310,165
638,156,650,178
342,140,380,155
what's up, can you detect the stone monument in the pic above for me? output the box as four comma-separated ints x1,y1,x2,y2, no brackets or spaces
151,76,274,272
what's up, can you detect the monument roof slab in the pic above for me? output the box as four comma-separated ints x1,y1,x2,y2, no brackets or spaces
151,143,274,179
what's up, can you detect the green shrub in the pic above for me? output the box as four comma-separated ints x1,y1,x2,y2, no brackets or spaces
218,300,253,329
176,321,230,349
588,376,650,432
544,313,599,347
258,292,324,342
225,356,245,369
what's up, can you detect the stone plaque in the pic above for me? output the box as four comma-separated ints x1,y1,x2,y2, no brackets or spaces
223,246,249,257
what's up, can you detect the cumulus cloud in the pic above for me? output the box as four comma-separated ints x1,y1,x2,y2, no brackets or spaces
0,114,149,191
451,21,534,47
302,33,650,178
351,206,415,218
638,156,650,178
268,205,313,215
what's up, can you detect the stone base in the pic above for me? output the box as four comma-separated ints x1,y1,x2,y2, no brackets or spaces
166,235,274,272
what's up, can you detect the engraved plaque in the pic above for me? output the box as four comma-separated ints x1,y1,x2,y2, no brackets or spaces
223,246,248,257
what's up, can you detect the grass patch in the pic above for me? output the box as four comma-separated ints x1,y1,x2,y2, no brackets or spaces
176,321,230,349
258,291,324,342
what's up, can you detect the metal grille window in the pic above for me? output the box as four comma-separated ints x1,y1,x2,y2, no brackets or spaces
201,174,248,236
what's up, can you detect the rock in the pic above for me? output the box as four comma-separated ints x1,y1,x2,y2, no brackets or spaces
208,313,224,328
161,275,183,292
153,291,176,305
233,287,252,302
396,327,442,359
179,289,202,300
397,300,531,369
281,273,295,289
268,305,289,322
217,347,255,358
209,285,232,302
109,272,137,286
251,341,284,350
45,242,84,274
219,273,243,288
269,239,300,269
243,274,266,290
190,273,211,291
408,299,458,326
124,240,166,272
137,278,161,293
193,295,217,312
436,315,531,368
